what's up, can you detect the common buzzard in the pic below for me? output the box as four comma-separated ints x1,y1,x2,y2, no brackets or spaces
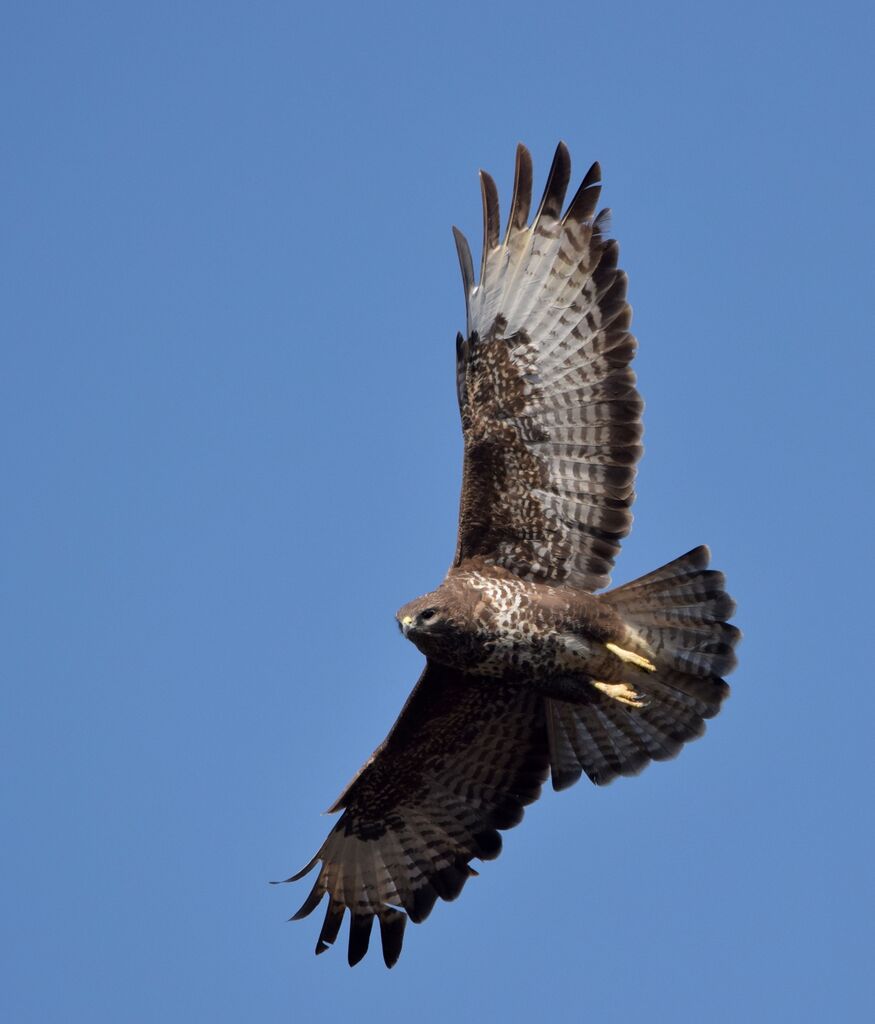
280,143,739,968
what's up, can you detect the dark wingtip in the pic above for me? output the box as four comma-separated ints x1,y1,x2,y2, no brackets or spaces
563,159,603,225
379,910,407,968
272,854,319,884
315,897,344,956
290,877,325,921
585,159,602,185
430,861,471,902
453,225,475,304
347,913,374,967
473,828,502,860
479,169,500,279
505,143,533,240
408,883,439,924
535,141,572,224
691,544,711,566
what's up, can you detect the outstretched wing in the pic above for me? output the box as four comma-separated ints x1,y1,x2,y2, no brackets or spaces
283,662,549,967
453,142,641,592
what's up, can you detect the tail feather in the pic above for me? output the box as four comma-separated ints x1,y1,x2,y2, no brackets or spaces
546,546,739,790
605,546,740,678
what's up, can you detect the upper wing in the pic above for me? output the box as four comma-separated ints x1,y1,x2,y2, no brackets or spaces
283,662,549,967
453,142,642,592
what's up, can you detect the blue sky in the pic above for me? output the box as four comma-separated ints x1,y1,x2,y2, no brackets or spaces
3,1,874,1020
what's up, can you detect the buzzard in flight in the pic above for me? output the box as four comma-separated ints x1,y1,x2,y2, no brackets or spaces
280,143,739,967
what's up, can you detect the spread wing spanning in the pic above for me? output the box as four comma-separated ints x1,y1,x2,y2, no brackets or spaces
453,142,642,591
284,663,549,967
283,147,731,969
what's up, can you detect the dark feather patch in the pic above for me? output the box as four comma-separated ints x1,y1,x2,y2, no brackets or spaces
431,862,469,901
563,160,602,225
506,143,533,239
480,170,501,268
347,913,374,967
378,910,406,969
534,141,572,224
410,883,439,924
285,667,547,960
290,879,324,921
453,226,475,314
473,829,502,860
316,898,344,955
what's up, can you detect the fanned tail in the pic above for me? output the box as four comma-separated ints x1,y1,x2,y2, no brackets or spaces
606,545,739,678
546,546,739,789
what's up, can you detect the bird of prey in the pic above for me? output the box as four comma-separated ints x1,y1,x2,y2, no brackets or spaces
280,142,739,968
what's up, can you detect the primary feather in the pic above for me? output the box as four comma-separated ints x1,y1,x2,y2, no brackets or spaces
453,142,641,591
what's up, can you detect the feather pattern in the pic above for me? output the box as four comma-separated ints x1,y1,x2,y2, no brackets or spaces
453,142,640,591
546,547,737,789
284,146,739,969
282,663,549,968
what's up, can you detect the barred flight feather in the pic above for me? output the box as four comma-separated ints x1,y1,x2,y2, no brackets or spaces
453,142,641,591
544,546,738,789
282,663,549,967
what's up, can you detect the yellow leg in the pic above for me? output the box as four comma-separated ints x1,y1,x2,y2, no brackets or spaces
605,642,656,672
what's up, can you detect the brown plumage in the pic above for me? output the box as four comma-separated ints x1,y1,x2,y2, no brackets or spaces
279,143,739,968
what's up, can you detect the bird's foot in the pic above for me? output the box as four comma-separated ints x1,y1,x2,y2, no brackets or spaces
592,680,650,708
605,642,656,672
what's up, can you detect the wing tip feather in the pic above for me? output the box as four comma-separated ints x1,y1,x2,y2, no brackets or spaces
452,225,475,309
272,853,320,884
505,142,534,240
534,140,572,224
479,169,500,275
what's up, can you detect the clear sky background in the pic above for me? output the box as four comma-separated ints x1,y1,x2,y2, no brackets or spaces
3,1,874,1021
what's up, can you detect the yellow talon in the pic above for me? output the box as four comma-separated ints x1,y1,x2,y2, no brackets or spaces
605,642,656,672
592,680,650,708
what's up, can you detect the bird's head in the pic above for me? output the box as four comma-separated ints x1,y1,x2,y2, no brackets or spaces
396,592,447,639
395,588,470,664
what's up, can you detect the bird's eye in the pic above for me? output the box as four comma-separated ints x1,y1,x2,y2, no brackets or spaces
420,608,437,622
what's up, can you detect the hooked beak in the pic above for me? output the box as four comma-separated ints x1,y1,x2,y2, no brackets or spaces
399,614,414,638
